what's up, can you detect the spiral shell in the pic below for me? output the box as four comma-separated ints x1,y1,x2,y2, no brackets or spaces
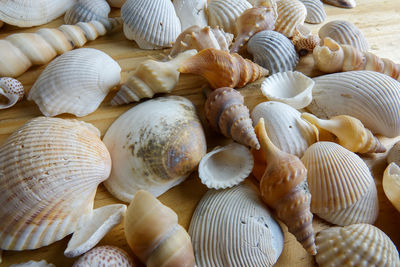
0,77,24,109
173,0,208,31
64,0,111,27
322,0,356,8
383,163,400,213
299,0,326,24
275,0,306,38
73,246,134,267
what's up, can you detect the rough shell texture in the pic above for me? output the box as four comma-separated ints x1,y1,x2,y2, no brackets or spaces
189,183,284,267
173,0,208,31
10,260,55,267
299,0,326,24
322,0,356,8
292,24,321,56
73,246,134,267
387,141,400,166
275,0,306,38
103,96,207,202
64,0,110,25
0,77,24,109
383,163,400,212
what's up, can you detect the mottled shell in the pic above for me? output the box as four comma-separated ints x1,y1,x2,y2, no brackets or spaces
173,0,208,30
73,246,134,267
10,260,55,267
107,0,126,8
28,48,121,117
189,183,284,267
275,0,306,38
322,0,356,9
0,77,24,109
248,30,299,74
383,163,400,212
103,96,207,202
299,0,326,24
64,0,110,25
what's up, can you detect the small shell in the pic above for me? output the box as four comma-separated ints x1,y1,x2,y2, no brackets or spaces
0,77,24,109
247,30,299,74
383,163,400,212
275,0,307,38
387,141,400,166
316,224,400,266
107,0,126,8
64,0,110,26
73,246,134,267
291,24,321,56
198,143,254,189
173,0,208,31
322,0,356,8
299,0,326,24
10,260,55,267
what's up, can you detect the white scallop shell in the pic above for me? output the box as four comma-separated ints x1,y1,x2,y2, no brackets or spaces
173,0,208,31
251,101,317,157
307,71,400,138
0,77,24,109
28,48,121,117
299,0,326,24
260,71,314,109
383,163,400,212
275,0,307,37
189,183,284,267
316,224,400,267
248,30,299,74
198,143,254,189
64,0,110,26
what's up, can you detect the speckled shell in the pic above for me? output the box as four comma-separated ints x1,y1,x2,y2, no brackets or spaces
173,0,208,31
299,0,326,24
189,183,284,267
307,71,400,137
322,0,356,9
383,163,400,213
316,224,400,267
73,246,134,267
0,77,24,109
64,0,110,26
275,0,306,38
248,30,299,74
103,96,207,202
10,260,55,267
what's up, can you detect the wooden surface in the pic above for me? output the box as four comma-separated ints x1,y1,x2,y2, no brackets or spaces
1,1,400,266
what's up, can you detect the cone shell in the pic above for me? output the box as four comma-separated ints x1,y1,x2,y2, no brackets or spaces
189,183,284,267
64,0,110,26
383,163,400,212
316,224,400,267
173,0,208,31
0,117,111,251
248,30,299,74
275,0,306,38
322,0,356,8
103,96,207,202
299,0,326,24
0,77,24,109
73,246,134,267
28,48,121,117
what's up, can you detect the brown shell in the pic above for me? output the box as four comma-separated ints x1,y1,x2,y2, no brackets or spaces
291,25,321,56
73,246,134,267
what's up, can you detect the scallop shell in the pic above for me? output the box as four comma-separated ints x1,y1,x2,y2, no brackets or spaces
198,143,254,189
247,30,299,74
319,20,369,51
275,0,307,38
107,0,126,8
299,0,326,24
73,246,134,267
103,96,207,202
10,260,55,267
28,48,121,117
0,77,24,109
322,0,356,9
307,71,400,137
121,0,181,49
173,0,208,31
316,224,400,267
383,163,400,212
0,0,75,27
64,0,110,26
387,141,400,166
189,183,284,267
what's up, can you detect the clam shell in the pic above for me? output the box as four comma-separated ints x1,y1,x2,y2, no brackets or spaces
64,0,111,26
189,183,284,267
103,96,207,202
173,0,208,30
315,224,400,267
73,246,134,267
383,163,400,212
198,143,254,189
247,30,299,74
275,0,306,38
0,77,24,109
28,48,121,117
299,0,326,24
307,71,400,138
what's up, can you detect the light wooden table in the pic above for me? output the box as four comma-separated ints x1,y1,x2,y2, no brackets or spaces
1,0,399,266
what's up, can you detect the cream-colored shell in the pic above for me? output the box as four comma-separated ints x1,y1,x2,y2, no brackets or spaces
383,163,400,212
173,0,208,31
275,0,306,37
28,48,121,117
299,0,326,24
189,183,284,267
0,77,24,109
64,0,110,26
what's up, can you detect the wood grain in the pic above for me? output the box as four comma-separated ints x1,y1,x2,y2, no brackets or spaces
1,0,400,266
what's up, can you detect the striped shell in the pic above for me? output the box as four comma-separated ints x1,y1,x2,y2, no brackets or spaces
73,246,134,267
299,0,326,24
64,0,110,26
383,163,400,213
275,0,306,37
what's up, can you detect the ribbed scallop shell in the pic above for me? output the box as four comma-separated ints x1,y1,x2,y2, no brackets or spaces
275,0,306,38
248,30,298,74
319,20,369,51
307,71,400,138
0,117,111,251
121,0,181,49
299,0,326,24
383,163,400,212
316,224,400,267
189,183,284,267
64,0,110,25
173,0,208,31
73,246,134,267
28,48,121,117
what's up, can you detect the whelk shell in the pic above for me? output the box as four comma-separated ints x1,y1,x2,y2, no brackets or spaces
383,163,400,212
275,0,306,38
299,0,326,24
0,77,24,109
73,246,134,267
64,0,111,27
173,0,208,31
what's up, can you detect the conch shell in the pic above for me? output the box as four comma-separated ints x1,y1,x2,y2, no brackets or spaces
73,246,134,267
255,118,317,255
178,48,269,89
0,77,24,109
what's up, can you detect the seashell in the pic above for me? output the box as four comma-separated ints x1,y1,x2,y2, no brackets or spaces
73,246,134,267
275,0,307,38
260,71,314,109
28,48,121,117
0,77,24,109
255,118,317,255
0,0,75,27
169,25,233,57
173,0,208,31
299,0,326,24
64,0,111,28
315,224,400,266
301,113,386,154
318,20,368,51
387,141,400,166
198,143,254,189
383,163,400,212
189,183,284,267
0,18,122,78
205,87,260,149
178,48,269,89
230,6,276,53
103,96,207,202
291,24,321,56
307,70,400,137
121,0,181,49
111,49,196,105
125,190,195,267
206,0,253,35
247,30,299,74
10,260,55,267
107,0,126,8
322,0,356,9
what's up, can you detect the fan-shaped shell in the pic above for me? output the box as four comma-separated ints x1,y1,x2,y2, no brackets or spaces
73,246,134,267
28,48,121,117
383,163,400,212
64,0,110,26
189,183,284,267
248,30,298,74
173,0,208,31
275,0,306,38
299,0,326,24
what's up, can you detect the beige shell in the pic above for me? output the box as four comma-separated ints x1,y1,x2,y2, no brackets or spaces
189,183,284,266
73,246,134,267
291,24,321,56
107,0,126,8
322,0,356,8
173,0,208,31
10,260,55,267
383,163,400,212
0,77,24,109
299,0,326,24
387,141,400,166
28,48,120,117
316,224,400,266
64,0,111,27
275,0,306,38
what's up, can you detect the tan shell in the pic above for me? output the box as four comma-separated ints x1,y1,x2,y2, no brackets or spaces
0,77,24,109
73,246,134,267
322,0,356,8
275,0,306,38
64,0,111,27
173,0,208,30
292,24,321,56
299,0,326,24
107,0,126,8
383,163,400,212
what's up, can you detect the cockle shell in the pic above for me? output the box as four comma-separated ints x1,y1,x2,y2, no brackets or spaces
315,224,400,266
121,0,181,49
103,96,207,202
275,0,306,38
322,0,356,8
173,0,208,31
10,260,55,267
291,24,321,56
299,0,326,24
247,30,299,74
64,0,110,27
73,246,134,267
107,0,126,8
28,48,121,117
383,163,400,212
189,183,284,267
0,77,24,109
387,141,400,166
307,71,400,137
